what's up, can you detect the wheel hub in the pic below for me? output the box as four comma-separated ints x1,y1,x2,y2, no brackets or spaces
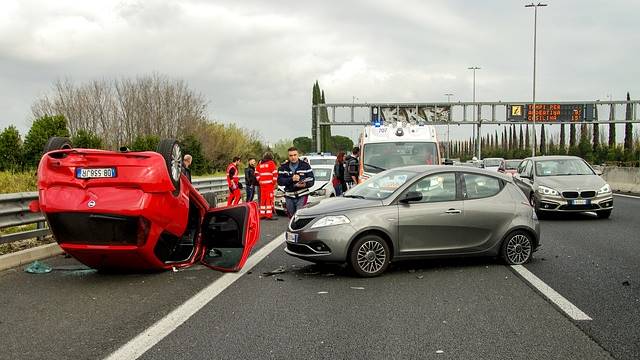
365,251,376,262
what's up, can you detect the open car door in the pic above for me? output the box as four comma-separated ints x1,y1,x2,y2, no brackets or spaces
200,202,260,272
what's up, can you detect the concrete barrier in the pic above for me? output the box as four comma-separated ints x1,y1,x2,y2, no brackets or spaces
602,167,640,193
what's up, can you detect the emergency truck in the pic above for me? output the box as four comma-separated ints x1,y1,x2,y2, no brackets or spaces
358,121,441,182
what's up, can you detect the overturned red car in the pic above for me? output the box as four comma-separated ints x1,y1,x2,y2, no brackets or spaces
31,137,260,272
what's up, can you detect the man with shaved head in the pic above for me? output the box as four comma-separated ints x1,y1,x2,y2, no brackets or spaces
182,154,192,183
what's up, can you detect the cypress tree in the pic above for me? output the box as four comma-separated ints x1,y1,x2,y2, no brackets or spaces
559,123,566,154
519,125,524,150
569,123,577,148
525,126,530,151
540,124,546,155
608,100,616,147
311,81,320,150
593,105,600,151
624,92,634,154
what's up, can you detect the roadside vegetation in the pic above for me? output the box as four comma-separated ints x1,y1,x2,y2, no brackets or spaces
0,171,37,194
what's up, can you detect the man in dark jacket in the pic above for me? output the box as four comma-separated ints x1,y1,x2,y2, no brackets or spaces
244,157,258,202
277,147,314,217
182,154,192,183
343,147,360,188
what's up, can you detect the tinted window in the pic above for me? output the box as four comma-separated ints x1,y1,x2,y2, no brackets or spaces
483,159,502,167
463,173,502,199
404,173,456,203
505,160,522,170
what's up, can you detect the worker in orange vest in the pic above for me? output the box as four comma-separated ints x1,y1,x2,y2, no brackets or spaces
255,152,278,219
226,156,242,206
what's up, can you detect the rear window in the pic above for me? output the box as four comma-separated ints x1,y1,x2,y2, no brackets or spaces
463,173,503,199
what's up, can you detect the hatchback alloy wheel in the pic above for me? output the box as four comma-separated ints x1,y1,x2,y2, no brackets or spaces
349,235,390,277
501,231,533,265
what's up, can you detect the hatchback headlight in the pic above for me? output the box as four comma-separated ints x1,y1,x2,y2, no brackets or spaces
310,215,350,229
598,184,611,194
537,185,559,196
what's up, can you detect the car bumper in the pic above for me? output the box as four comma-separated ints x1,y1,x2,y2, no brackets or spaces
284,223,357,263
535,193,613,212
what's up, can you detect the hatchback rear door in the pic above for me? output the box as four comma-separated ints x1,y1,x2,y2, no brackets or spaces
200,202,260,272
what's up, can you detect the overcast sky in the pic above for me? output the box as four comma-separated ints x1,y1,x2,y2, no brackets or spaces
1,0,639,145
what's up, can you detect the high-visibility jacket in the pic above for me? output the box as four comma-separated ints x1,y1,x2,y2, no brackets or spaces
255,160,278,187
226,162,240,189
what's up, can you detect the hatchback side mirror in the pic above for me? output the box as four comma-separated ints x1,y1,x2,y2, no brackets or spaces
400,191,423,203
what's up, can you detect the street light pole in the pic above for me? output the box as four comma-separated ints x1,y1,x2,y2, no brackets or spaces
468,66,480,159
526,2,547,157
444,93,454,159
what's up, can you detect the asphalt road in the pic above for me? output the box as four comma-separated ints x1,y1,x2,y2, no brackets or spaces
524,194,640,360
0,218,286,360
1,196,639,359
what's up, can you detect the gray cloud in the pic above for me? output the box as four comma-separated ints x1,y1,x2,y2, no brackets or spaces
1,0,638,145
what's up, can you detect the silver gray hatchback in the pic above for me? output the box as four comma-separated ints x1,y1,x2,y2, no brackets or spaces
284,166,540,277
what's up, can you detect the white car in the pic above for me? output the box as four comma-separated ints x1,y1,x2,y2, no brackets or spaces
482,157,504,172
274,163,336,215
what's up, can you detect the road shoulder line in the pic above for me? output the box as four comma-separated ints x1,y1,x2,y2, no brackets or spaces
511,264,592,321
104,233,286,360
613,193,640,199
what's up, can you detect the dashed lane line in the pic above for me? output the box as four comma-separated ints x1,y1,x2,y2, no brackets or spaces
511,264,592,321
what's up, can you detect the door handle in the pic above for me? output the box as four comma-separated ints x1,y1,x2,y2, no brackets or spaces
445,209,461,214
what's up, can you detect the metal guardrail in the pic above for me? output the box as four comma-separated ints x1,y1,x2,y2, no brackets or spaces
0,176,244,246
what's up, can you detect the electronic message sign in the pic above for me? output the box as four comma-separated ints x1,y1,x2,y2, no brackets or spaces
507,104,594,122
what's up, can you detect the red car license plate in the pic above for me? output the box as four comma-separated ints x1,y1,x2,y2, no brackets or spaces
76,167,117,179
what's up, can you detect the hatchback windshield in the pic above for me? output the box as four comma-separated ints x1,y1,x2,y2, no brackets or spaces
345,169,417,200
362,142,438,173
535,159,594,176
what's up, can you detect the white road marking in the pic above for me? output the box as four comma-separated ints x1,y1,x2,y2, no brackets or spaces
511,265,592,321
104,233,285,360
613,193,640,199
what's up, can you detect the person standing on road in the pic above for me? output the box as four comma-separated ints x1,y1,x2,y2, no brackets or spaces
343,147,360,189
256,152,278,219
226,156,242,206
244,157,258,202
278,147,315,218
182,154,192,183
333,151,346,196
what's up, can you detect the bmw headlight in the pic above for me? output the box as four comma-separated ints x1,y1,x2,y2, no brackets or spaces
598,183,611,194
537,185,559,196
310,215,350,229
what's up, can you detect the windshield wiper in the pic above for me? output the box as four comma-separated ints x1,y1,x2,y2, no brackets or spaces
343,194,366,199
364,163,386,171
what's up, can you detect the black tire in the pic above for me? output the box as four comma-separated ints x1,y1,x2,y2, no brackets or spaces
349,235,390,277
43,137,72,153
156,139,182,196
596,209,612,219
501,230,534,265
